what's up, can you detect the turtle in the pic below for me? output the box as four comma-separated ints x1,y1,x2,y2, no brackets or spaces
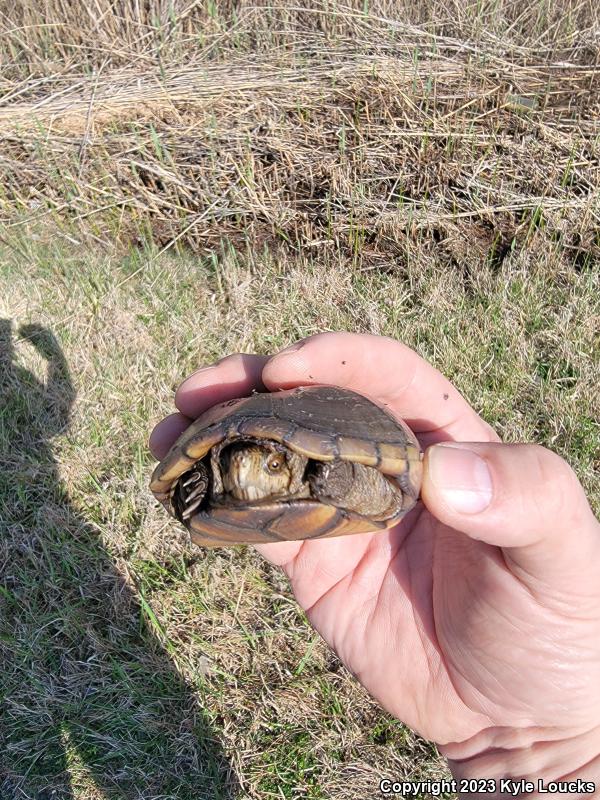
150,385,422,547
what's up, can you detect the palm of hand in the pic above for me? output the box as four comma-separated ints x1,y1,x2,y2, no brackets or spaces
268,504,591,746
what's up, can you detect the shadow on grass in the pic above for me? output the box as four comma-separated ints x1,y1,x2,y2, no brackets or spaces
0,319,237,799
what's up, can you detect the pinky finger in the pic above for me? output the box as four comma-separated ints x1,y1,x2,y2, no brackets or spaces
149,412,192,460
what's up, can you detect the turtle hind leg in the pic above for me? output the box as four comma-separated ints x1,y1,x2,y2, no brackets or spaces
307,460,403,520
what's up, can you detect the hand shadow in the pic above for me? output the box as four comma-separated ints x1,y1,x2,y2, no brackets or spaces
0,319,238,799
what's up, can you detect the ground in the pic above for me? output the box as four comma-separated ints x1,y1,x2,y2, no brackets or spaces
0,1,598,798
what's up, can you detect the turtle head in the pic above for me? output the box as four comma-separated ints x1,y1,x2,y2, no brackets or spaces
220,442,293,502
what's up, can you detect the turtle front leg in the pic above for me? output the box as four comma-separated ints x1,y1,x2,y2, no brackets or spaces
171,460,210,521
308,460,404,520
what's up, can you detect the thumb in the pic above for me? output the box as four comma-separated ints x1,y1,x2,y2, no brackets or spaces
422,442,600,588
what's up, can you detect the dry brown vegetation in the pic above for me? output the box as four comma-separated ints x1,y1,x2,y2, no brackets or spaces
0,2,599,799
1,1,599,268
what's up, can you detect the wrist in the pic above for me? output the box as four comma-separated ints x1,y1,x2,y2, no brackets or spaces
440,727,600,798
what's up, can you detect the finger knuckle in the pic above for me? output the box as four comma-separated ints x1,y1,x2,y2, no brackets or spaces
528,444,581,521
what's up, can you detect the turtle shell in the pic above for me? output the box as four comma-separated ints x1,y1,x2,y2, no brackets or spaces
150,386,422,547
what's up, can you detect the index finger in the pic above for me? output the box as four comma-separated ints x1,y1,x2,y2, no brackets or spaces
261,332,499,446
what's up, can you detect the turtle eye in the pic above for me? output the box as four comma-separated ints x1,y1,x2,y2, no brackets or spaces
266,455,284,473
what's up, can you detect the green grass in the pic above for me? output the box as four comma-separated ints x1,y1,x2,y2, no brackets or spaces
1,226,597,798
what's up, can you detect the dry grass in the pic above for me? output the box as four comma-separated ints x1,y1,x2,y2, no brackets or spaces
0,2,599,799
1,1,599,266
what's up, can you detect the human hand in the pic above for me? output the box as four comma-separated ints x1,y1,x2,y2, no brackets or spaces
150,332,600,786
